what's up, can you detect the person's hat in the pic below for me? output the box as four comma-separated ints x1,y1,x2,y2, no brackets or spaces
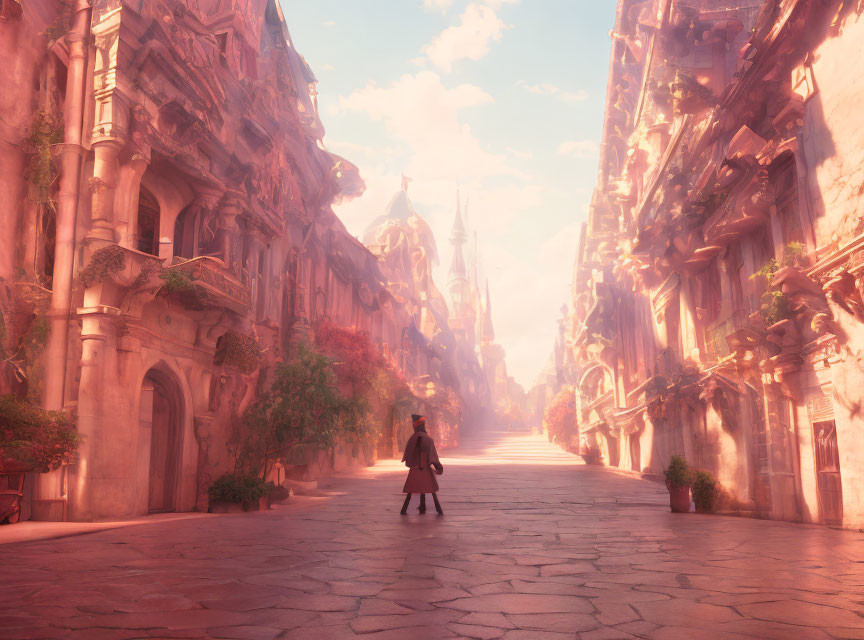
411,414,425,424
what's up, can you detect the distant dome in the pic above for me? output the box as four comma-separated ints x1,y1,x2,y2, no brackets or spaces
362,190,417,244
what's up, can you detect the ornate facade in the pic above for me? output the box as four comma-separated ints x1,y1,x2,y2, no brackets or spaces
0,0,464,521
571,0,864,528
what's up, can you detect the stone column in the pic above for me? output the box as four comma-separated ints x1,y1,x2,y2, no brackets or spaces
35,0,92,521
68,306,121,521
87,140,123,241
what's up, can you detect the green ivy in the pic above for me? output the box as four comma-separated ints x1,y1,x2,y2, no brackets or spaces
158,269,194,293
79,245,126,288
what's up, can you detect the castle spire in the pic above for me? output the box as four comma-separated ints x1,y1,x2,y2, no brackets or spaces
482,279,495,344
448,190,468,282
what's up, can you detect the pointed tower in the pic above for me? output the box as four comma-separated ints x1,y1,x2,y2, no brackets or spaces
448,191,474,343
481,280,495,345
479,279,506,406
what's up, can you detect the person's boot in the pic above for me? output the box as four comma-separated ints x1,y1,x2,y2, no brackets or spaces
400,494,411,515
432,493,444,515
419,494,427,514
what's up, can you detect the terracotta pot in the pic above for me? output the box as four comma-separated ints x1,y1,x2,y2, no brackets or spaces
208,501,245,514
667,483,691,513
259,496,270,511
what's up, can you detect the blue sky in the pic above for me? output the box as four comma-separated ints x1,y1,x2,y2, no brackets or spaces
281,0,615,388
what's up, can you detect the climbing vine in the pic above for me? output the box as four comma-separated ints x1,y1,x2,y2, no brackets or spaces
750,242,804,327
22,110,63,208
42,0,75,45
79,245,126,288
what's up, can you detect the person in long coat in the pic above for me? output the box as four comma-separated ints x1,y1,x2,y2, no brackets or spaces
400,414,444,515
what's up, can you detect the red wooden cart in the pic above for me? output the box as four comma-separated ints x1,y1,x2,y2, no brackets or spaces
0,459,29,524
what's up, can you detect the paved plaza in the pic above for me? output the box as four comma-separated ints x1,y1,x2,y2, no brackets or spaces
2,431,864,639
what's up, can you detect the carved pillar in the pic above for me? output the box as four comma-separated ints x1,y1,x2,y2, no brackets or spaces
89,3,131,240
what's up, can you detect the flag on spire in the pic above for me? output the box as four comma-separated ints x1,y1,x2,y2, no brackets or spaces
401,173,412,193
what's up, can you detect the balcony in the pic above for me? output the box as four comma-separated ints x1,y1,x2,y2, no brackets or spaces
162,257,250,315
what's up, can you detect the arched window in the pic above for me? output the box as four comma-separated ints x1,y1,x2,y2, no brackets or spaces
137,185,160,256
173,204,197,259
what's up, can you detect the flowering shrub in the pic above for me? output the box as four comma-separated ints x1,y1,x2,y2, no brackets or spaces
207,473,264,509
544,388,577,444
0,395,80,472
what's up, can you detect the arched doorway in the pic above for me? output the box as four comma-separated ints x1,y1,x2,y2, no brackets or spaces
141,369,183,513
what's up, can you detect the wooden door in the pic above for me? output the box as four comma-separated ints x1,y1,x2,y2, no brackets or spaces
148,379,179,513
813,420,842,526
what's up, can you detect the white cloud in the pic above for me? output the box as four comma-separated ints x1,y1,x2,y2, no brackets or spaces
483,0,520,7
337,71,519,181
423,0,454,13
505,146,533,160
423,3,510,73
557,139,598,158
518,81,587,104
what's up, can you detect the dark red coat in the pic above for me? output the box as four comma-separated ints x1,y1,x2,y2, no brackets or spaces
401,430,441,494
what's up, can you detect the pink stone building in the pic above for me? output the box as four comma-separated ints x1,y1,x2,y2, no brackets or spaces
0,0,462,521
571,0,864,529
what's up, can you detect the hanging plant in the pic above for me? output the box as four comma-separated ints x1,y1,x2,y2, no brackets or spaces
216,331,263,374
79,245,126,288
760,289,792,326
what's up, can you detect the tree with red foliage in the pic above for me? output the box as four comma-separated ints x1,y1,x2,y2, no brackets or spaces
313,319,384,394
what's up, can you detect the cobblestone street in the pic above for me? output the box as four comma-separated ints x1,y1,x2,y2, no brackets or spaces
2,431,864,640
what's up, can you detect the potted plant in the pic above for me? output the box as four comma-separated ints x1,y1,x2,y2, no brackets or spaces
664,455,692,513
207,474,265,513
692,470,718,513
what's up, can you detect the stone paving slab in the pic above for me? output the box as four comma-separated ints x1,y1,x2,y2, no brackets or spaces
1,430,864,639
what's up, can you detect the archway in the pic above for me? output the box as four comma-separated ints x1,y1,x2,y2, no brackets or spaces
141,368,183,513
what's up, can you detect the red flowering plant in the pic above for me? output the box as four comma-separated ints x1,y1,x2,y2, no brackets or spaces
544,388,577,445
0,394,81,472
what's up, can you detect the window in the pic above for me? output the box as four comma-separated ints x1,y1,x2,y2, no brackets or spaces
773,157,803,248
137,185,160,256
